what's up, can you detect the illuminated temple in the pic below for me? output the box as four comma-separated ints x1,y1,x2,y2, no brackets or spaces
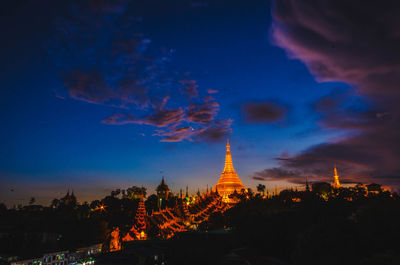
215,140,246,202
333,165,341,189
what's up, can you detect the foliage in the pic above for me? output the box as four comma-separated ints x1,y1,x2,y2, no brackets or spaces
1,183,399,265
225,185,400,265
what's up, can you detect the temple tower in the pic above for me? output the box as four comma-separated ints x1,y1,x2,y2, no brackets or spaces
215,140,246,202
156,177,169,208
156,177,170,200
122,194,147,242
333,165,341,189
136,196,146,230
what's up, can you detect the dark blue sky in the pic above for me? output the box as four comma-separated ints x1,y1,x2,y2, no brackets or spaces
3,0,397,206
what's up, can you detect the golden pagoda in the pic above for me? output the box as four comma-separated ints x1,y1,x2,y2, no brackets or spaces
215,140,246,202
333,164,341,189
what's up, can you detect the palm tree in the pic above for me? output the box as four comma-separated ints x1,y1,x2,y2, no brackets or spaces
257,184,266,197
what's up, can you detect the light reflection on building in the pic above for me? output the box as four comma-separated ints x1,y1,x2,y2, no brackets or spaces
215,140,247,202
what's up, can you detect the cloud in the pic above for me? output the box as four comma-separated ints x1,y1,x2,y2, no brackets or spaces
253,167,299,181
180,80,199,98
144,108,185,127
63,70,117,105
311,89,381,131
53,1,157,110
62,70,149,108
187,100,219,123
193,119,233,142
265,0,400,187
152,118,232,143
272,1,400,92
102,93,232,142
252,164,323,185
242,101,286,123
155,125,192,142
207,89,218,94
51,1,232,143
118,78,149,108
160,135,186,142
103,108,185,127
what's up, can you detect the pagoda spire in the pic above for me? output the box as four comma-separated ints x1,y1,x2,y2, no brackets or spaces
333,164,341,188
223,139,235,173
215,139,246,202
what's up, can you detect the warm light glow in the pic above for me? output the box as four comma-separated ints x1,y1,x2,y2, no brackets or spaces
122,232,134,242
215,140,247,202
125,195,148,241
110,227,121,252
148,192,229,239
333,165,341,188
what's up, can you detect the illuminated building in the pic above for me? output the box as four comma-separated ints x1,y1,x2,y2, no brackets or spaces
135,195,147,240
122,195,148,242
333,165,341,188
156,177,169,208
11,251,69,265
10,245,101,265
215,140,246,202
148,191,228,238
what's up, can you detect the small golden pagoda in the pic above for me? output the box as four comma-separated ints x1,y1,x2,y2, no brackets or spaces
333,164,341,189
215,140,246,202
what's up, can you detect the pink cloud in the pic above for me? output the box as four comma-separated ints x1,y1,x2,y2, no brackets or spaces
265,0,400,187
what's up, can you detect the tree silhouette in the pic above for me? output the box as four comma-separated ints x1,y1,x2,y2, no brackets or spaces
126,186,147,199
257,184,266,196
29,197,36,205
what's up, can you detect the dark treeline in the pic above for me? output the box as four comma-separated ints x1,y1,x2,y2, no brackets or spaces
0,186,177,259
199,182,400,265
1,182,400,265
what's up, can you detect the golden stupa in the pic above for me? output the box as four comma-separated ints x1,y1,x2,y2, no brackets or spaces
333,164,341,189
215,140,246,202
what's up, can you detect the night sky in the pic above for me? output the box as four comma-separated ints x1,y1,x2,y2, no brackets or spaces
1,0,400,206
